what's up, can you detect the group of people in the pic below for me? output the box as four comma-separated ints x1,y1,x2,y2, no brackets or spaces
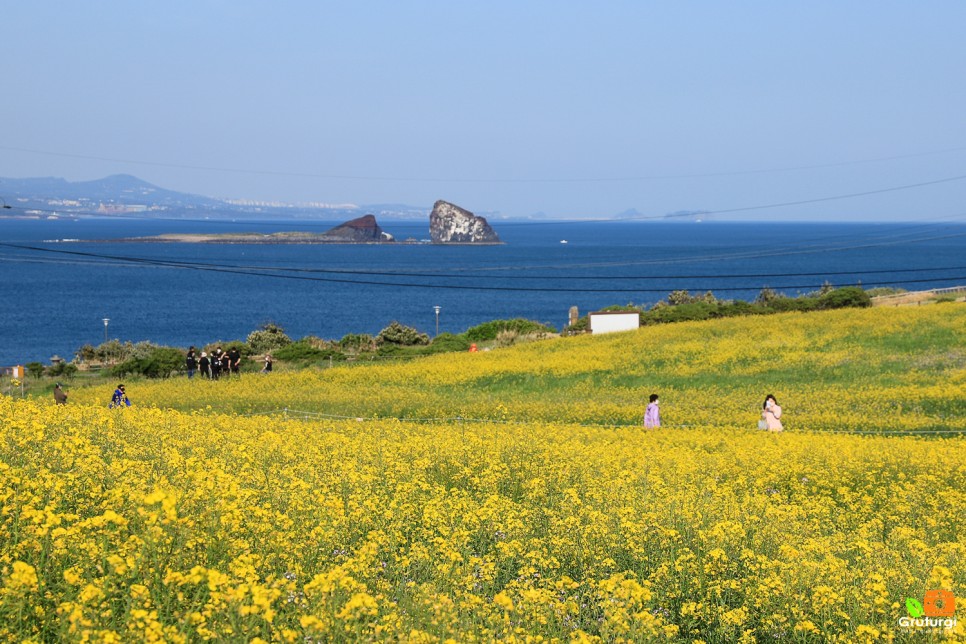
185,346,273,378
185,346,244,380
643,393,784,431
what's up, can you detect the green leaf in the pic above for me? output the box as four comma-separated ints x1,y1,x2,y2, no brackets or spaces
906,597,925,618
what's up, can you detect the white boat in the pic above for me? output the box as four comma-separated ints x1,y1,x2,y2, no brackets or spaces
560,239,568,244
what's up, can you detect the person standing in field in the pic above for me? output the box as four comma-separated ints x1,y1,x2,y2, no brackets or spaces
211,348,222,380
644,393,661,428
261,354,273,373
199,351,211,379
762,394,783,431
53,383,68,405
220,350,232,377
228,346,241,377
185,346,198,379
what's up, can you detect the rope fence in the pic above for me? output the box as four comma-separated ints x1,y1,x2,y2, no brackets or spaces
237,407,966,438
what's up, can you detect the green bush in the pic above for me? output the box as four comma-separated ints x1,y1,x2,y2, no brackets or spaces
273,340,345,363
764,296,819,313
75,339,158,364
643,301,719,325
427,332,471,353
111,347,184,379
376,321,430,346
338,333,376,353
246,323,292,354
563,317,589,335
46,362,78,379
819,286,871,309
25,362,45,379
717,300,758,317
465,318,556,342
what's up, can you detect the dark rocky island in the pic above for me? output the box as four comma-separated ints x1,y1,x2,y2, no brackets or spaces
319,214,394,242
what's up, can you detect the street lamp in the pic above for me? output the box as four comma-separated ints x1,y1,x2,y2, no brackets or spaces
433,305,441,337
102,318,110,343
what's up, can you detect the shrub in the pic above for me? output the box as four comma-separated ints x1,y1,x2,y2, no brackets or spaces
717,300,757,317
755,287,784,305
563,317,589,335
339,333,376,353
764,296,818,313
46,362,78,379
25,362,45,379
819,286,871,309
376,321,430,346
75,339,155,365
428,333,471,353
111,347,184,379
272,340,345,363
643,301,719,325
465,319,556,342
247,323,292,354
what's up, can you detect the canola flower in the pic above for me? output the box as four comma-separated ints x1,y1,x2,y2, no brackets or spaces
1,305,963,641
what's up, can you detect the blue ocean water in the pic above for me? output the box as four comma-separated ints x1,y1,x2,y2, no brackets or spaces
1,217,964,365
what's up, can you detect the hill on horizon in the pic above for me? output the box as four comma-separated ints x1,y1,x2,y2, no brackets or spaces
0,174,429,220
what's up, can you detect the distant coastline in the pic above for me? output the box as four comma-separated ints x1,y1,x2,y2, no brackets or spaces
107,232,413,244
98,232,504,245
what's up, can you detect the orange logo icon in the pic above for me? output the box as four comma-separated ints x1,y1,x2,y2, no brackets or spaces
923,589,956,618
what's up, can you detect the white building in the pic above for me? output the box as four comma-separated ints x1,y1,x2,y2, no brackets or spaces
588,311,640,335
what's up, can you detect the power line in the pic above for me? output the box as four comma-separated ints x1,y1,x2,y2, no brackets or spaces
5,244,962,280
1,242,963,293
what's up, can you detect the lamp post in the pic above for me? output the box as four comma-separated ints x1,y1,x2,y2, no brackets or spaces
433,305,441,337
102,318,110,344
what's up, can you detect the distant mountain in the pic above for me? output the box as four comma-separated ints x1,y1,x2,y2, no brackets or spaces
0,174,429,220
1,174,222,207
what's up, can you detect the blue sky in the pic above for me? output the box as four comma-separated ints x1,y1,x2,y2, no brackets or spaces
2,1,965,220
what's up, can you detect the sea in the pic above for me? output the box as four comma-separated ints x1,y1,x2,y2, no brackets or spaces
1,217,964,365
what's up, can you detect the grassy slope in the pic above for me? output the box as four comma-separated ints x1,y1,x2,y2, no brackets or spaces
67,304,966,433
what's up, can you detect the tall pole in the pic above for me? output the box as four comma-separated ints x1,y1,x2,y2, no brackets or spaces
103,318,110,344
433,305,441,337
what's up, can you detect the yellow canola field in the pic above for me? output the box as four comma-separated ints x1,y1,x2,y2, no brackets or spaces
1,398,964,642
71,305,966,434
2,305,964,641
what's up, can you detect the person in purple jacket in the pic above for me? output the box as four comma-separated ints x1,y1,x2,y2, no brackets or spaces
644,393,661,428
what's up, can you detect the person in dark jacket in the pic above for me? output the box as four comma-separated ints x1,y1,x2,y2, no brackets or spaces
211,348,222,380
228,347,241,376
53,383,68,405
261,354,273,373
220,350,232,377
185,346,198,379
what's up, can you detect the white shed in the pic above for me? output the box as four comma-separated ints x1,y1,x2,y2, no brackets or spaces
588,311,640,335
